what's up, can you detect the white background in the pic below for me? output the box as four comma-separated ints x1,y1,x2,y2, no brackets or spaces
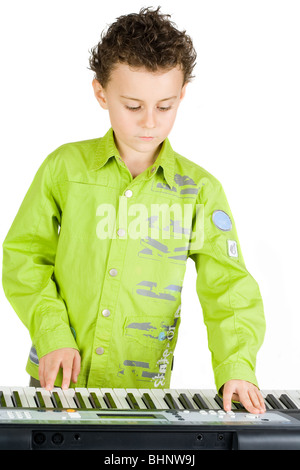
0,0,299,390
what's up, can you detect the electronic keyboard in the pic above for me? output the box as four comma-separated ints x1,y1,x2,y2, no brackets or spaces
1,386,300,450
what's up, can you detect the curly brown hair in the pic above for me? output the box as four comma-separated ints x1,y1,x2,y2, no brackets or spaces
88,6,197,88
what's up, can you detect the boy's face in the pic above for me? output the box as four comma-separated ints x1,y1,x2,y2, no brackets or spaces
92,63,187,161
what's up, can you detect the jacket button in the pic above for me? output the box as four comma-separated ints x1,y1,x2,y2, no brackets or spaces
117,228,126,237
96,347,104,355
124,189,132,197
102,309,111,317
109,268,118,276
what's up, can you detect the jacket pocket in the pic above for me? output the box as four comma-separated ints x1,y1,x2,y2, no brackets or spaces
123,310,181,352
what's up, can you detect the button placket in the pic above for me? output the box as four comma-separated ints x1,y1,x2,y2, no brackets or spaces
88,186,133,387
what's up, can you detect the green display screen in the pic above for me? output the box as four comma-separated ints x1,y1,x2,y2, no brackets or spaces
97,414,157,420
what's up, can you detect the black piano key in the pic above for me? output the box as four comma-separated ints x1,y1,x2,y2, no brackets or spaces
164,393,180,410
232,401,245,410
141,393,156,410
35,391,45,408
75,391,86,409
192,392,209,410
52,391,63,408
126,392,140,410
11,391,18,407
0,391,7,407
72,393,80,408
178,393,194,410
103,392,117,409
280,393,298,410
214,393,245,410
89,392,102,409
50,392,58,408
34,392,41,408
265,393,284,410
12,390,23,408
214,394,224,409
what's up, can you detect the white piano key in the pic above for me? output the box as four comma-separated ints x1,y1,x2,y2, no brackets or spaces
0,386,14,407
9,387,29,407
62,388,79,408
36,388,54,408
126,388,147,409
22,387,38,408
149,389,169,409
110,388,130,409
163,388,184,410
101,388,123,409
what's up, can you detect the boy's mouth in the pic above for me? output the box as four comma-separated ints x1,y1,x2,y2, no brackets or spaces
139,136,154,141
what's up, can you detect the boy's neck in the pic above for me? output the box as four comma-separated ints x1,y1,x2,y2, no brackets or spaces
114,135,162,174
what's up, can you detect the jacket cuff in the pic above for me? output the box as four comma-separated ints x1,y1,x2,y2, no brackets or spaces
34,326,79,359
214,362,259,394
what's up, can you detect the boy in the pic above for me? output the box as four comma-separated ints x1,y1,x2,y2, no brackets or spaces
2,7,266,414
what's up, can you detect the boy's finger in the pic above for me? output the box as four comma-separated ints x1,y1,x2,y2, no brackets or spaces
44,363,60,391
38,361,45,388
61,359,74,390
257,390,266,412
238,390,257,414
222,387,233,411
71,352,81,384
249,389,266,413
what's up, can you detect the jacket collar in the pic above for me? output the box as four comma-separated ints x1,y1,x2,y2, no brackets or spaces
91,128,175,188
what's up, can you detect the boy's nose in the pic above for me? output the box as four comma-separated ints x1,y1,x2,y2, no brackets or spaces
141,109,156,129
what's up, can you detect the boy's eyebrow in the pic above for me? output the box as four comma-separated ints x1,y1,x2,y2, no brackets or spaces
120,95,178,102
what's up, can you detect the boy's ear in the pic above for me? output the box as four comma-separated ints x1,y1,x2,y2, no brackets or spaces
92,79,108,110
180,82,188,101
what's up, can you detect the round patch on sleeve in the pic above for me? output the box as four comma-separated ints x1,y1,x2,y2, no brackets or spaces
212,210,232,231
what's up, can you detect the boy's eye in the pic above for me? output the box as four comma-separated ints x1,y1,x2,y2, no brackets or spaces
125,105,141,112
125,105,172,112
158,106,171,112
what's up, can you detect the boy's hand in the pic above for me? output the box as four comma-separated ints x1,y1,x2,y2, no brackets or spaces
39,348,81,390
222,380,266,414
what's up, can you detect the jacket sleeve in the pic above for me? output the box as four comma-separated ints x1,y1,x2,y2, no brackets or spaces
188,174,266,393
2,154,78,360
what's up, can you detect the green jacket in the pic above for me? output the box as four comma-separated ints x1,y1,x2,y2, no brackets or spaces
2,128,265,391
